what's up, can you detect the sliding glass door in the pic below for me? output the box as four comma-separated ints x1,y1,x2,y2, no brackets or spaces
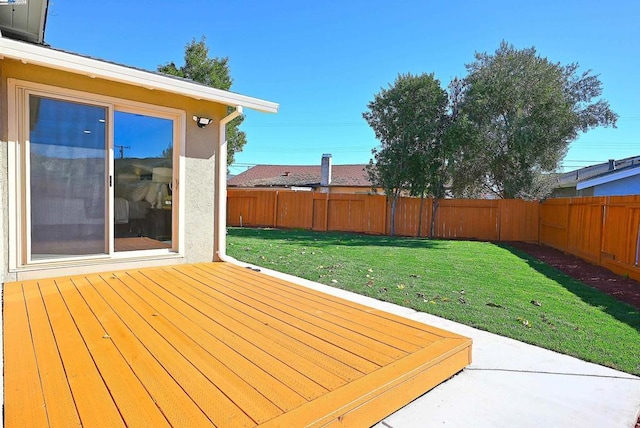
28,95,108,260
20,84,180,266
113,111,174,252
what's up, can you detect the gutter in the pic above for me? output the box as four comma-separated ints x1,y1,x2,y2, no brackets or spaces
214,106,243,262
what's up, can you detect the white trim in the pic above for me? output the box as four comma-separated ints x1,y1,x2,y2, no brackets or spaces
7,79,19,270
0,37,279,113
8,78,186,270
214,106,243,262
576,167,640,190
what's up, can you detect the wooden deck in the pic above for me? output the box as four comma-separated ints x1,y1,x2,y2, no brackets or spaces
3,262,472,427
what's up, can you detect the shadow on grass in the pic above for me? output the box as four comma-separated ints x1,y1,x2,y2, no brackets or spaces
228,227,446,250
499,243,640,333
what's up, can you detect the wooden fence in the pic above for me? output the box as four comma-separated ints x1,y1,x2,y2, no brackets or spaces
228,189,640,282
539,195,640,281
227,189,539,241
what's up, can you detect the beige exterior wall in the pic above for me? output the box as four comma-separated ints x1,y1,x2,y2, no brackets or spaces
0,59,227,281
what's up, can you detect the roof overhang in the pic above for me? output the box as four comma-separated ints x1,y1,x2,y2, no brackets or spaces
0,0,48,44
576,166,640,190
0,36,279,113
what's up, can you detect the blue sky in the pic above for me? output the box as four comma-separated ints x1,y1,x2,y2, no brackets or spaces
45,0,639,174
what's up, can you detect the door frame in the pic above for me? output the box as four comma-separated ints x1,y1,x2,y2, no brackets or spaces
8,78,185,270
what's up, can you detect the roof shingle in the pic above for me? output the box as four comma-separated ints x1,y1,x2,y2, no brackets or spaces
228,164,371,188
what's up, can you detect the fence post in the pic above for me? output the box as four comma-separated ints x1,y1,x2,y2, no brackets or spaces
537,200,541,244
599,196,609,266
384,196,389,236
324,192,329,231
273,190,279,228
497,200,502,241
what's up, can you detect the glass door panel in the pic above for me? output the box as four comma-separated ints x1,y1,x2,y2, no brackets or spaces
113,111,173,252
29,95,107,260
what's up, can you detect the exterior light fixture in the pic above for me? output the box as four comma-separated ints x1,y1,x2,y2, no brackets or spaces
193,115,213,128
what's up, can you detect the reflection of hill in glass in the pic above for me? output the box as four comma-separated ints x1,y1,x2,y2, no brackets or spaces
31,153,105,197
29,155,172,197
115,158,172,181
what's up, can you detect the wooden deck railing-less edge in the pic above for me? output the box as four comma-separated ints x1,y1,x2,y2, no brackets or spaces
3,262,472,427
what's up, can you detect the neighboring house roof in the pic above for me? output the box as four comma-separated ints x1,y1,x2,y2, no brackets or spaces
556,155,640,188
0,36,279,113
228,164,372,188
576,163,640,190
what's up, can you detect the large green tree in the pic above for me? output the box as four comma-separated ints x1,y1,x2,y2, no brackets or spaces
363,73,449,236
449,41,617,199
158,37,246,166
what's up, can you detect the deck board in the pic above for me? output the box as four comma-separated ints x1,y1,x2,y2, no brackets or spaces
4,262,472,427
59,276,169,427
159,266,376,380
78,273,215,427
126,275,345,398
39,277,126,427
100,270,301,418
195,264,421,355
21,282,81,427
84,273,254,427
3,284,50,428
180,266,398,368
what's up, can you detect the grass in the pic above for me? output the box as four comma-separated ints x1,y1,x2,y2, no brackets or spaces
227,227,640,376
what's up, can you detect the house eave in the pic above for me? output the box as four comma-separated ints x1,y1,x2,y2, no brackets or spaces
576,166,640,190
0,37,279,113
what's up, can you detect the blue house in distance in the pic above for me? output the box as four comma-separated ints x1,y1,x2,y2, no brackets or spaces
551,155,640,197
576,159,640,196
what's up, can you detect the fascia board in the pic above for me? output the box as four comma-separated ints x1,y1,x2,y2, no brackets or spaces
576,167,640,190
0,38,279,113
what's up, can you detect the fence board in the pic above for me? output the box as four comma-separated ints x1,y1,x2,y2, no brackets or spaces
539,198,570,251
227,189,277,227
312,193,329,232
566,197,606,265
277,191,314,229
498,199,539,242
435,199,499,241
598,196,640,281
326,194,387,234
389,198,432,237
539,195,640,281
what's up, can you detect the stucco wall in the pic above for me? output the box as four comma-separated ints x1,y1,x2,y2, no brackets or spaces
0,59,227,279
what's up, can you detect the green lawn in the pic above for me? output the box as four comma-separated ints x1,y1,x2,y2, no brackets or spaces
227,227,640,376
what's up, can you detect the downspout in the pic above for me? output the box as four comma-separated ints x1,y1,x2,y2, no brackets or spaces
214,106,243,262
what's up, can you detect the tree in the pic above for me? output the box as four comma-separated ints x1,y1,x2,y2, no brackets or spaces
449,41,618,199
158,37,246,166
363,73,449,236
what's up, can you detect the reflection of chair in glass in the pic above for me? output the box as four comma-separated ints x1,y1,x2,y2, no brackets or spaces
151,167,172,208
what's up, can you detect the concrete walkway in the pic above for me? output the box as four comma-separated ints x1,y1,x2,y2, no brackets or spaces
234,261,640,428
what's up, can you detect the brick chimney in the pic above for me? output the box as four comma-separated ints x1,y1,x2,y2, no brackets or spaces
320,153,332,188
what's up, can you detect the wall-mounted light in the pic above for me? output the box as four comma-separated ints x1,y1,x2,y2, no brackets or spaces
193,115,213,128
